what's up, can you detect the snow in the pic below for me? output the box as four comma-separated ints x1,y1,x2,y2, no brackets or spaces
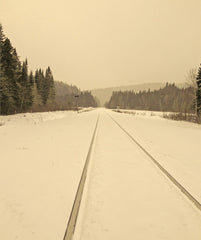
0,108,201,240
74,109,201,240
112,109,169,118
0,110,98,240
109,109,201,203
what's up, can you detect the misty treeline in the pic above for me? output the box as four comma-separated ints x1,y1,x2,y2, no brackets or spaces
106,83,195,113
0,24,97,115
106,65,201,120
55,81,97,110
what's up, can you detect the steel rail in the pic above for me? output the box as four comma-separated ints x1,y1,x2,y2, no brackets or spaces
63,115,99,240
109,114,201,212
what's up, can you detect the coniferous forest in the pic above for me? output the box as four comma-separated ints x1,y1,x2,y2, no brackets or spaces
54,81,97,110
105,83,195,113
0,24,97,115
106,64,201,120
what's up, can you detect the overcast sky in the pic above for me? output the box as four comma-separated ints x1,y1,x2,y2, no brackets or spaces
1,0,201,89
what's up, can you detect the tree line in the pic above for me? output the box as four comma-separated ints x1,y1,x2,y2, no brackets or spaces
55,81,97,110
106,65,201,120
105,83,195,113
0,24,97,115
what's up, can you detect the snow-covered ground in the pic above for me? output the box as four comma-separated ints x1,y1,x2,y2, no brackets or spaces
109,109,201,203
112,108,170,117
0,110,98,240
74,109,201,240
1,108,201,240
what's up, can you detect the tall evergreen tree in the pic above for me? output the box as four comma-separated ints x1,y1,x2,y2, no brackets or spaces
34,67,55,106
0,24,5,114
196,64,201,117
45,66,55,105
1,36,23,114
29,71,34,87
37,69,48,105
0,30,15,114
32,70,42,110
18,60,33,112
12,48,22,111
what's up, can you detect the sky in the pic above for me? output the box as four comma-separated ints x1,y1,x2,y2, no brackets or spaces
1,0,201,90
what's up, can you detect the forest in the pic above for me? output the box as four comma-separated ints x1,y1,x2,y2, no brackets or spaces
0,24,97,115
106,82,201,115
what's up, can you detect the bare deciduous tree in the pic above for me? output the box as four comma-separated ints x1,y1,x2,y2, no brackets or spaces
185,67,197,89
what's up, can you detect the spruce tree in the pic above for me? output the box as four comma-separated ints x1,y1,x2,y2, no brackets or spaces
29,71,34,87
45,66,55,105
18,60,33,112
1,38,21,114
34,67,55,106
0,30,14,114
32,70,41,110
38,69,48,105
196,64,201,118
0,24,5,114
12,48,22,111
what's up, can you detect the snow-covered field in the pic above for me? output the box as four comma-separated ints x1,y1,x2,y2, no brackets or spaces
0,110,98,240
0,108,201,240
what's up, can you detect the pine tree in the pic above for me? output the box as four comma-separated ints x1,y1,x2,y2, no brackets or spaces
32,71,41,110
34,67,55,107
39,69,49,105
35,69,45,105
0,39,7,115
12,48,22,111
18,60,33,112
196,64,201,118
0,24,5,115
1,37,22,114
0,27,14,114
45,66,55,106
29,71,34,87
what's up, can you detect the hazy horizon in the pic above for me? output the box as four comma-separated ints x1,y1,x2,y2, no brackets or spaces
1,0,201,90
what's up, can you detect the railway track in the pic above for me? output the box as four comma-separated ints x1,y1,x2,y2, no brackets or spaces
63,111,200,240
62,115,99,240
108,113,201,212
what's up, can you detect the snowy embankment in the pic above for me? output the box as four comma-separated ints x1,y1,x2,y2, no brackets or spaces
110,109,201,202
113,108,197,123
78,107,95,114
113,108,174,118
0,109,99,240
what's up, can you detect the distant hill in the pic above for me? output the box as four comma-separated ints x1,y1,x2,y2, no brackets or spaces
55,81,97,109
91,82,185,106
55,81,80,96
